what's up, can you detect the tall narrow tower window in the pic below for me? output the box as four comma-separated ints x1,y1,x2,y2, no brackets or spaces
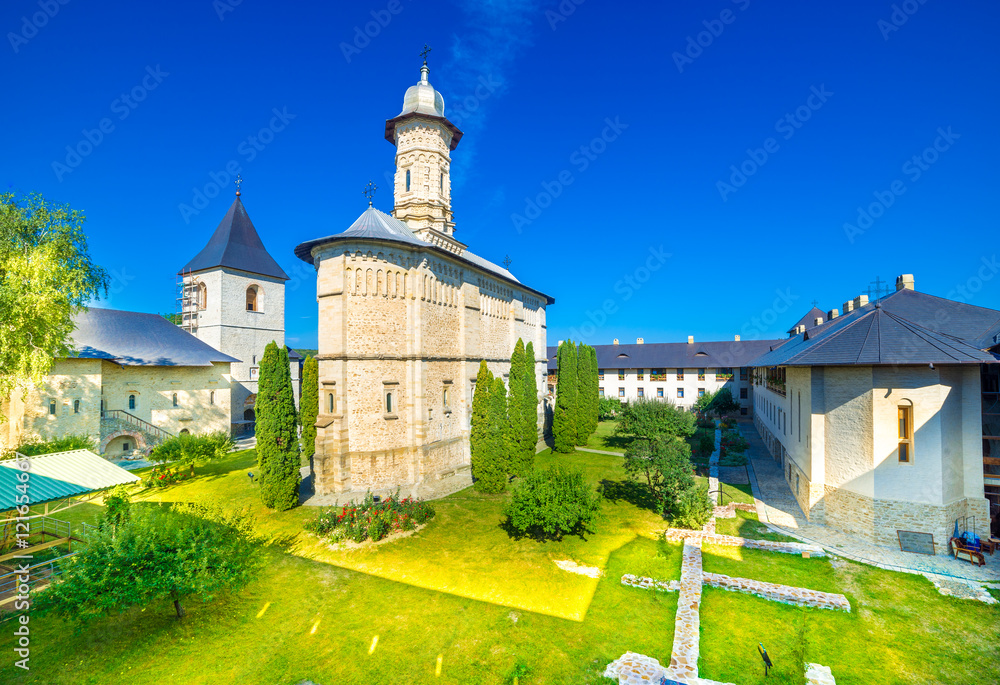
440,172,443,191
198,282,207,310
405,169,411,192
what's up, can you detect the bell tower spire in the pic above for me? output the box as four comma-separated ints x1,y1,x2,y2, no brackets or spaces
384,49,465,254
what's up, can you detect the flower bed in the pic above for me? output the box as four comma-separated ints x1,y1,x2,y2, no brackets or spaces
306,491,435,543
142,464,193,488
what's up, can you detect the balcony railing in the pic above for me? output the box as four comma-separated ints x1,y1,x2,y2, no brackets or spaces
766,380,787,397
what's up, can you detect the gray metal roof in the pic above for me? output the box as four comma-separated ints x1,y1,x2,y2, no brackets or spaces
752,301,999,367
71,308,240,367
546,339,783,373
181,196,289,281
0,449,139,510
294,206,551,302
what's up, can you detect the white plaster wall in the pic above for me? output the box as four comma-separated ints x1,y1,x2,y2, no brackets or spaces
782,367,812,480
821,366,874,497
597,367,752,410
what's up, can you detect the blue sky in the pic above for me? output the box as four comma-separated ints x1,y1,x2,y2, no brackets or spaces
3,0,998,348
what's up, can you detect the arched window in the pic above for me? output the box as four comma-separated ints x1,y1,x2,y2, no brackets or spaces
246,285,259,312
328,392,336,413
210,391,215,405
198,282,207,309
385,392,394,414
898,401,914,463
49,399,57,415
73,400,80,414
172,393,179,407
180,428,190,435
128,394,136,411
405,169,411,192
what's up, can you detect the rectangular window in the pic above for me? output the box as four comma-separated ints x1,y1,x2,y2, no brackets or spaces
48,399,57,415
676,369,684,381
618,387,625,398
740,367,748,381
657,387,664,398
599,387,604,398
898,405,913,462
740,387,748,399
73,399,80,414
698,388,705,397
598,369,604,381
443,386,450,410
651,368,666,381
637,370,644,381
637,388,644,398
618,370,625,381
677,388,684,399
698,368,706,381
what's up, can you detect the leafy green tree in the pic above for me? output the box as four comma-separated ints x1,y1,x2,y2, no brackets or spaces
36,503,264,622
598,397,623,421
708,387,741,416
16,434,96,456
300,355,319,461
693,388,718,415
101,484,132,536
553,340,578,453
256,342,301,510
623,436,697,518
615,398,696,446
522,341,538,469
503,466,601,539
471,361,504,493
0,192,108,413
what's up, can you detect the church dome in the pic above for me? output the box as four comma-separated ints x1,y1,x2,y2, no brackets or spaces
398,63,445,118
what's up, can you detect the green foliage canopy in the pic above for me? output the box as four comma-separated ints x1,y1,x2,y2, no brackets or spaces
553,341,578,453
300,355,319,460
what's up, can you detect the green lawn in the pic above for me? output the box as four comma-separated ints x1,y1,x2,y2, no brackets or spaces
4,448,998,684
580,420,628,452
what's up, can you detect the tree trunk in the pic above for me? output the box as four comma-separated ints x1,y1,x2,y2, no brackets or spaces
173,598,185,618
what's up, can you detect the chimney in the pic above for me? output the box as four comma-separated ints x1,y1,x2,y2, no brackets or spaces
843,300,854,313
557,340,564,347
734,334,741,342
828,308,839,320
637,337,644,345
853,294,869,309
612,338,619,345
895,274,915,291
687,335,694,344
813,317,824,327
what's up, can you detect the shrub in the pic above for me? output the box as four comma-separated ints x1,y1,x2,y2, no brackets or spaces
697,432,716,459
142,464,192,489
503,467,601,539
668,484,713,529
101,484,132,533
15,434,96,457
598,397,623,421
306,490,435,544
150,431,233,465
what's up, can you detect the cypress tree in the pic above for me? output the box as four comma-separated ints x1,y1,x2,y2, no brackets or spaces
471,361,499,492
507,339,531,477
489,375,510,489
256,342,301,511
300,355,318,462
553,340,578,453
522,341,538,473
581,345,598,439
575,343,591,445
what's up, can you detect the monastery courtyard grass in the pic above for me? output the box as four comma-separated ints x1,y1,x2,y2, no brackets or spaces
4,450,998,684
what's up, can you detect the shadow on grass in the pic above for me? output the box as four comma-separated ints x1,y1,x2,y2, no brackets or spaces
599,479,660,514
498,516,593,543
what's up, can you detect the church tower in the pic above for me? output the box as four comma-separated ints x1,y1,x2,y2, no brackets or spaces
180,187,291,432
384,55,465,254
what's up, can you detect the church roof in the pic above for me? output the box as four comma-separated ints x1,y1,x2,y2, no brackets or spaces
69,308,240,367
293,206,554,304
788,306,827,334
751,293,1000,367
384,62,462,150
181,196,289,281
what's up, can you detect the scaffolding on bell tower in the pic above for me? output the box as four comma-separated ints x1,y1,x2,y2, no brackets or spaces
176,269,200,335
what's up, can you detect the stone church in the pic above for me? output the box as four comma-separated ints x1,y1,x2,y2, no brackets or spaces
294,58,553,501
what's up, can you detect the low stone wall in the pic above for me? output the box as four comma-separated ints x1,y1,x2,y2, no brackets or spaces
666,539,703,683
620,574,679,593
702,572,850,611
664,529,826,557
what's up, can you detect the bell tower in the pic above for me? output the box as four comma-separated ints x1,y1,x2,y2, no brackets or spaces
384,50,465,254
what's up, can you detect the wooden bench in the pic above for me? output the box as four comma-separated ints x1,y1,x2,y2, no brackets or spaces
950,537,985,566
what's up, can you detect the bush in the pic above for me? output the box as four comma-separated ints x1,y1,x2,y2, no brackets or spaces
668,484,713,529
306,490,435,544
142,464,192,489
598,397,623,421
15,434,96,457
503,467,601,539
150,431,233,465
697,432,716,459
